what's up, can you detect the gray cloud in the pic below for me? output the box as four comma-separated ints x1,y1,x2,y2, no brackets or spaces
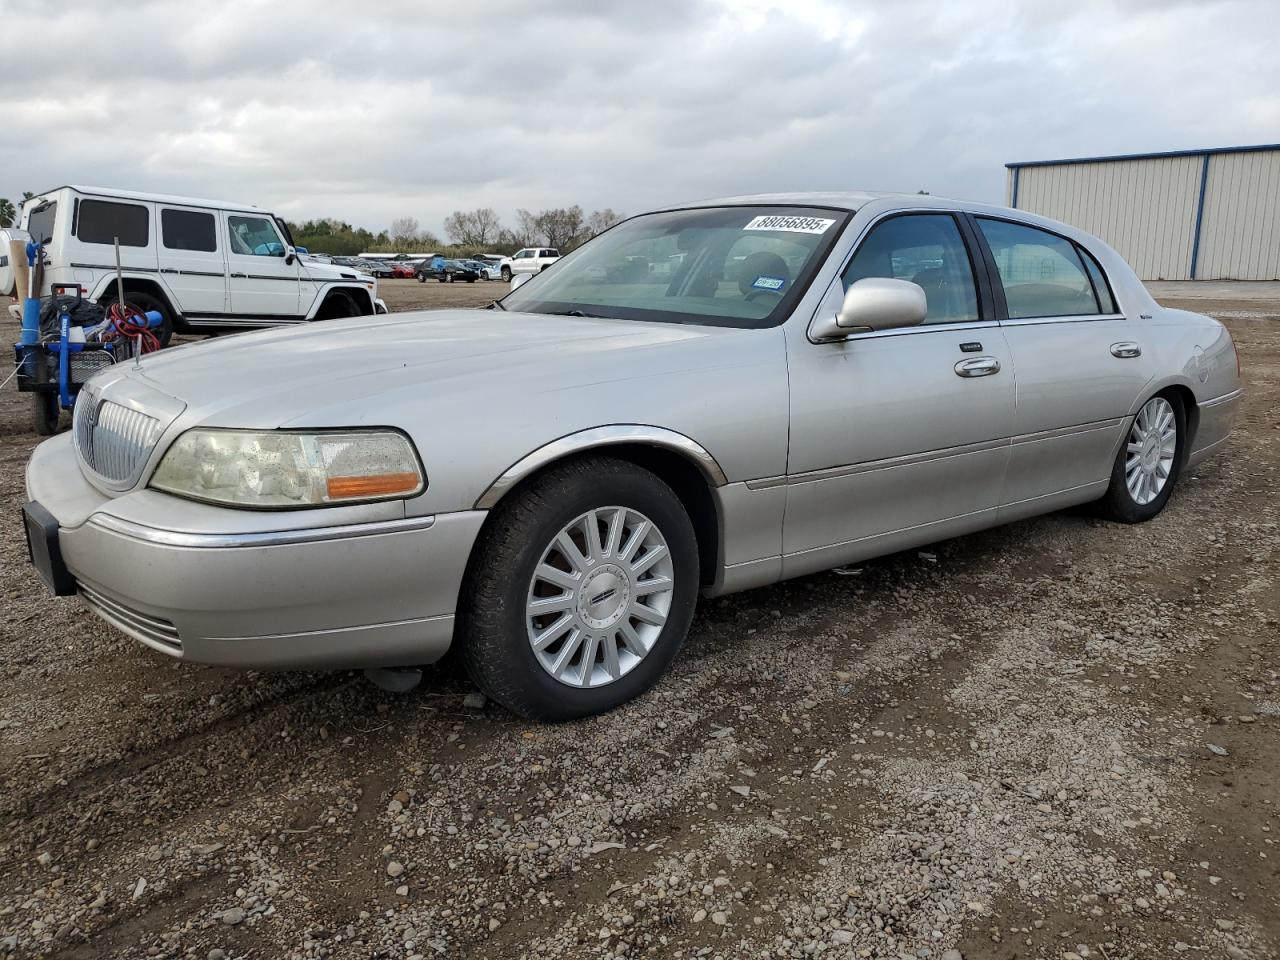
1,0,1276,234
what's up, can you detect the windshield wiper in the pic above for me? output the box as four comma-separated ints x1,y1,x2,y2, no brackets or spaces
488,299,506,311
564,309,615,319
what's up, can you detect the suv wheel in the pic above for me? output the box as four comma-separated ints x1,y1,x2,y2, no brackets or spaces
460,456,699,721
500,266,512,282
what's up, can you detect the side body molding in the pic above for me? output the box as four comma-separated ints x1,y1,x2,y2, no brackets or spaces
474,425,729,510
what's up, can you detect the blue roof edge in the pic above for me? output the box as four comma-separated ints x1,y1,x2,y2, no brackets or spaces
1005,143,1280,169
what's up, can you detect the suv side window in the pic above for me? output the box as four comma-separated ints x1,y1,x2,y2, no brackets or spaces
77,199,149,247
161,209,217,252
977,218,1100,319
228,215,285,257
841,213,980,324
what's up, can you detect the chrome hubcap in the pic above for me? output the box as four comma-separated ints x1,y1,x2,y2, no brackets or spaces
526,506,674,688
1125,397,1176,505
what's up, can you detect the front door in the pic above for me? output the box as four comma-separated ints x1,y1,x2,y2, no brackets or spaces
157,206,227,318
971,216,1150,515
223,212,301,321
783,212,1016,579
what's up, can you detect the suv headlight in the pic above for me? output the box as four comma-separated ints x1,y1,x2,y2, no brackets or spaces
150,429,425,509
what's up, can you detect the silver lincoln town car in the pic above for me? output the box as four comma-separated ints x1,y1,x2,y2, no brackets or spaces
23,193,1241,720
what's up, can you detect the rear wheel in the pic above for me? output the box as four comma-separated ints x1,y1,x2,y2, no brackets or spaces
32,393,60,435
417,273,426,283
1098,392,1185,523
459,457,699,721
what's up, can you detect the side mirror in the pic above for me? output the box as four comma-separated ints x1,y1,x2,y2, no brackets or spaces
284,245,297,266
510,273,531,291
810,277,927,341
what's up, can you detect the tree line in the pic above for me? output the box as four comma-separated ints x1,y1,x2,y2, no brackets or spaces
296,205,624,257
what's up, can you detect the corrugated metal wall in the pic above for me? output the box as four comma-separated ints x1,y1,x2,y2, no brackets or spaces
1196,150,1280,280
1006,147,1280,281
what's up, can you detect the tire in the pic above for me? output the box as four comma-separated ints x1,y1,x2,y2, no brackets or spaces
98,290,174,347
500,266,512,282
459,456,700,721
32,392,59,435
315,290,359,321
1097,392,1186,523
417,274,426,283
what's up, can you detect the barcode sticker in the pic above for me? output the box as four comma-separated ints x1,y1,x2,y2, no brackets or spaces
743,215,835,234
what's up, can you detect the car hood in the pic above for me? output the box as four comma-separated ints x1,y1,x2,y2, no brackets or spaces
100,309,743,429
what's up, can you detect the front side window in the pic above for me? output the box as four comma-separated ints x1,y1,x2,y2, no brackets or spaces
228,215,285,257
161,209,217,252
77,199,149,247
503,206,848,329
977,219,1099,319
841,214,979,324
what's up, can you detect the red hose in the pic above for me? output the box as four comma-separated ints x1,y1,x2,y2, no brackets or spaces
104,302,161,355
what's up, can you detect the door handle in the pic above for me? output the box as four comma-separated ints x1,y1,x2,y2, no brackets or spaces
954,356,1001,378
1110,341,1141,359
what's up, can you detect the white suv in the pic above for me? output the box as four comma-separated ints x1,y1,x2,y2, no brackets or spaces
12,186,385,344
500,247,560,281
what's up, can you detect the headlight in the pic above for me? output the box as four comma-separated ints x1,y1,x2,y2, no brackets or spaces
150,429,425,509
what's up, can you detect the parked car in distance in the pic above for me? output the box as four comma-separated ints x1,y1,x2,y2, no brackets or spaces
22,193,1241,723
359,260,397,279
10,186,384,343
471,254,505,280
389,262,417,279
415,257,479,283
502,247,560,281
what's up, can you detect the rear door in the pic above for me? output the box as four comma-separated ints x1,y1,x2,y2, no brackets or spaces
782,211,1016,577
222,212,302,321
157,207,227,318
970,216,1148,515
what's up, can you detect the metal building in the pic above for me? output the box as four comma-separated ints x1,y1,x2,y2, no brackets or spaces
1005,144,1280,281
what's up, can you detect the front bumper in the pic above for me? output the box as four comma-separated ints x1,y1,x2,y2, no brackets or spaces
25,433,486,670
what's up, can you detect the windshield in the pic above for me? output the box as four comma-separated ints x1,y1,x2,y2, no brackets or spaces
501,205,849,328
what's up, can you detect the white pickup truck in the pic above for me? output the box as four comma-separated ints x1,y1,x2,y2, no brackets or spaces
8,185,385,345
498,247,560,282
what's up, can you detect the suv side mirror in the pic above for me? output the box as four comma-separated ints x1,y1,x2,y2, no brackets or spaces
285,245,297,266
810,277,927,340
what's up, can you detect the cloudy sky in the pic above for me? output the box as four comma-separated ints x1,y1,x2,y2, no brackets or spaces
2,0,1276,236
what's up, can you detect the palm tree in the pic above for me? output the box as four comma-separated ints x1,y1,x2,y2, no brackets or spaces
0,198,14,229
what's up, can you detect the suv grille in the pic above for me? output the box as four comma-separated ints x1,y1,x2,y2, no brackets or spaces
74,395,162,487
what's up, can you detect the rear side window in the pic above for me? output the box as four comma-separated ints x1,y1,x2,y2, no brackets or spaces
841,213,980,324
543,249,559,258
161,209,217,252
26,202,57,244
77,199,149,247
977,219,1098,319
1077,246,1118,314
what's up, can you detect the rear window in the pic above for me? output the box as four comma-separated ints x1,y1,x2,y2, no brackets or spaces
161,209,217,252
26,201,56,244
77,199,149,247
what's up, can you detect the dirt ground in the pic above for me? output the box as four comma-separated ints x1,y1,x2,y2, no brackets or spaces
0,280,1276,960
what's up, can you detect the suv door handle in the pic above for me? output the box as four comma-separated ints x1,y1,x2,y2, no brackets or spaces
1110,341,1141,358
954,357,1001,378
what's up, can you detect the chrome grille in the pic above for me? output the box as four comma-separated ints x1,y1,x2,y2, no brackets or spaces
74,395,161,487
78,582,183,654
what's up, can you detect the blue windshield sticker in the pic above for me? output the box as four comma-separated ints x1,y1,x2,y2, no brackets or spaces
752,275,786,291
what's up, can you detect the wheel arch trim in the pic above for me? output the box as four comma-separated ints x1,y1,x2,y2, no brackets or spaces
473,425,729,510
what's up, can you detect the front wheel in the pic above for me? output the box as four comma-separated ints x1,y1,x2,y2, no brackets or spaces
459,457,699,721
500,266,511,282
417,274,425,283
1098,392,1185,523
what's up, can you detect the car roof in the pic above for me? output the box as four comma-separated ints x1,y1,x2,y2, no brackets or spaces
664,191,910,213
58,185,264,213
